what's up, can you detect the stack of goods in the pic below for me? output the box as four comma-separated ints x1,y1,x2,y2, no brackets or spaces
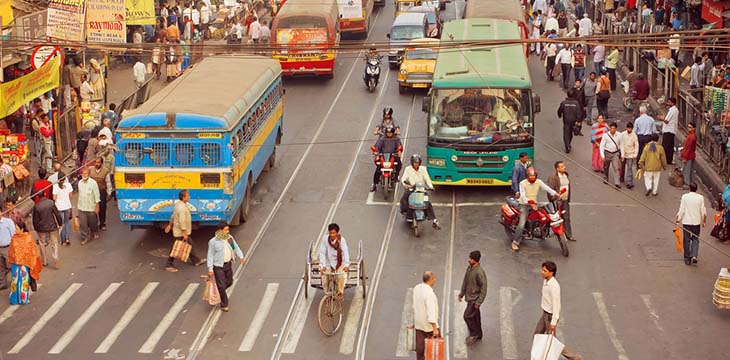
0,130,28,165
713,267,730,310
704,86,730,118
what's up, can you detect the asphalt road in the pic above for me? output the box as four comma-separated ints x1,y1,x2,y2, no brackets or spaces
2,1,730,359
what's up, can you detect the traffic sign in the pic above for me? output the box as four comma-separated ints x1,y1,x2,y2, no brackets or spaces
30,45,63,70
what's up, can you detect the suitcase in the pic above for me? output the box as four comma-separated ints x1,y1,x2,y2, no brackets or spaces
425,337,444,360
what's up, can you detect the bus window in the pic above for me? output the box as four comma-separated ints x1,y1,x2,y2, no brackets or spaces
150,143,169,166
123,143,143,165
236,129,244,153
175,143,195,166
201,144,221,166
247,117,254,141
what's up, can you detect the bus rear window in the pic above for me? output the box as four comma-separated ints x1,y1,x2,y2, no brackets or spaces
277,16,328,29
201,144,221,166
123,143,143,165
175,143,195,166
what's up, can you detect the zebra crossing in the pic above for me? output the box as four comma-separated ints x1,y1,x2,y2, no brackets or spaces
0,279,669,358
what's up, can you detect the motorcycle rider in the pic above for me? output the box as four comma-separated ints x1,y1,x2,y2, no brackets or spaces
374,107,401,136
400,154,441,230
511,167,558,251
370,125,403,192
364,48,382,89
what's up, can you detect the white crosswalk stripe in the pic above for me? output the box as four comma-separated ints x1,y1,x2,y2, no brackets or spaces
499,286,521,360
0,305,19,326
9,283,82,354
95,282,159,353
49,282,122,354
339,286,365,354
281,291,315,354
593,292,630,360
139,283,199,354
239,283,280,352
452,290,468,359
395,288,414,357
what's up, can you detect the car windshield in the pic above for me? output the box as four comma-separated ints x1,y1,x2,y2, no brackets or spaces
391,25,425,40
428,88,533,143
406,48,437,60
397,2,416,11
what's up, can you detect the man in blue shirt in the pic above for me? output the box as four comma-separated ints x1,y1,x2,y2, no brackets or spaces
319,223,350,299
511,152,530,197
634,105,656,161
0,206,16,290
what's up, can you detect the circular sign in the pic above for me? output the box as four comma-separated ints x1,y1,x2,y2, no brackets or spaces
30,46,63,70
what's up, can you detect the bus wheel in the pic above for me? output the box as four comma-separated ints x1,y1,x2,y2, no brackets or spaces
240,177,252,223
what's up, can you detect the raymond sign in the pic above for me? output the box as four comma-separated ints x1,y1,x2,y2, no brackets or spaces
46,0,87,41
86,0,126,43
126,0,155,25
0,56,62,118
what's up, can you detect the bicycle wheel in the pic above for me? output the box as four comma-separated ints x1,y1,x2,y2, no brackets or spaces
318,294,343,336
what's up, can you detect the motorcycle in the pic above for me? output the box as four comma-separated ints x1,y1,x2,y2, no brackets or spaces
499,197,569,257
371,145,401,199
363,56,382,93
404,182,431,237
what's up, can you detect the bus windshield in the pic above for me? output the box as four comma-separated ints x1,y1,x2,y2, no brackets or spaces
406,48,437,60
428,88,533,143
391,25,425,40
397,2,416,12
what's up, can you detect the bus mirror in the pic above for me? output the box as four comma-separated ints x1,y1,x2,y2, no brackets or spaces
386,33,390,39
532,94,541,114
422,96,430,113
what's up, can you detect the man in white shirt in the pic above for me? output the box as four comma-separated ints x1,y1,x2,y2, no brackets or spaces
133,60,146,88
578,13,593,37
657,97,678,165
556,45,573,89
413,271,439,360
535,261,582,359
260,20,271,42
676,183,706,265
530,10,543,55
200,2,211,38
512,168,558,251
544,13,559,35
318,223,350,298
400,154,440,229
600,122,623,188
621,122,639,189
249,16,262,43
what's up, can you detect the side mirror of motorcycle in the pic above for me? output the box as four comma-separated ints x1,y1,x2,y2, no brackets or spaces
560,188,567,194
370,146,377,152
397,145,403,151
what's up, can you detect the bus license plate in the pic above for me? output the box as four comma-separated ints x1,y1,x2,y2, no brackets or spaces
466,178,494,185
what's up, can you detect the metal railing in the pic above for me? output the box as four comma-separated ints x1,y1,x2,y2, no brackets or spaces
55,105,79,161
115,77,154,116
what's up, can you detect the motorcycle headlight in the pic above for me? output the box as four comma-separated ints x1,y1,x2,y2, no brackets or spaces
549,212,561,221
428,158,445,167
366,67,375,75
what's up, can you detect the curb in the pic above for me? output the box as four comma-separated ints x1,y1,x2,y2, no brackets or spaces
617,61,727,202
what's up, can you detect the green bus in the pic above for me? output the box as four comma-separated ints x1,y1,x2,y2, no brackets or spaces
422,18,540,186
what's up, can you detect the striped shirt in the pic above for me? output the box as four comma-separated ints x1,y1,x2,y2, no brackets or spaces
590,122,608,144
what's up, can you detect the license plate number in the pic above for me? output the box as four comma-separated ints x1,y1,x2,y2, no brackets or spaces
466,178,494,185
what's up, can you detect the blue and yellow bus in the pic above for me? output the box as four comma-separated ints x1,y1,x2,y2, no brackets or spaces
114,56,284,228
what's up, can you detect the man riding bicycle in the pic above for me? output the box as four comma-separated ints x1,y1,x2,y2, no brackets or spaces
318,223,350,299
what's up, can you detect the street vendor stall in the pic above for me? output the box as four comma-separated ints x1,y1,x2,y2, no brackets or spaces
0,129,31,202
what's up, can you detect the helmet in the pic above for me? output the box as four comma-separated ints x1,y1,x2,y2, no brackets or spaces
410,154,422,166
383,107,393,118
384,124,396,134
526,167,537,183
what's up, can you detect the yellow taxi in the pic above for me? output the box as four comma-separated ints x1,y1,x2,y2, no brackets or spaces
398,38,439,94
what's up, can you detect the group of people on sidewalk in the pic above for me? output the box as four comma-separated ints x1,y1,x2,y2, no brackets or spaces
412,254,581,359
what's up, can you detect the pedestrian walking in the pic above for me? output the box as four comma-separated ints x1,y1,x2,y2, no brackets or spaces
680,122,698,188
164,189,204,272
545,41,558,81
583,72,598,124
534,261,582,360
596,70,611,117
0,209,15,290
31,168,52,204
249,15,261,43
556,44,573,89
557,11,569,37
511,152,530,198
639,134,667,196
632,73,650,117
32,190,63,269
600,122,623,188
133,59,146,88
89,158,110,231
689,56,705,89
657,97,678,165
52,172,73,246
547,161,575,241
76,167,100,245
413,271,440,360
7,212,42,305
572,79,586,135
458,250,487,346
38,113,54,173
557,89,582,153
206,223,244,311
621,122,639,189
676,183,706,266
605,47,620,91
573,45,586,83
592,44,606,76
590,115,608,172
530,10,544,55
634,105,656,161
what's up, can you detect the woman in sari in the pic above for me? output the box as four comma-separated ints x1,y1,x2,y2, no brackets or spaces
8,211,42,305
88,59,105,104
590,114,608,172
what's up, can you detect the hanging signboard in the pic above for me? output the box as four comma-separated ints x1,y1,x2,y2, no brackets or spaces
126,0,155,25
0,56,62,119
86,0,126,43
30,46,64,70
46,0,87,41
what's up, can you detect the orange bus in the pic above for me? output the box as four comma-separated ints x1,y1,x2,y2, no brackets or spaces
271,0,340,78
338,0,375,38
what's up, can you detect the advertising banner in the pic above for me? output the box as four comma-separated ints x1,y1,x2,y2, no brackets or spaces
126,0,155,25
0,56,62,119
337,0,363,19
0,0,13,26
86,0,126,43
46,0,87,41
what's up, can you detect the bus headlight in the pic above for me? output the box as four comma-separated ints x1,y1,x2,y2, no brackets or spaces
502,155,509,162
451,155,458,162
428,158,445,167
223,173,234,194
